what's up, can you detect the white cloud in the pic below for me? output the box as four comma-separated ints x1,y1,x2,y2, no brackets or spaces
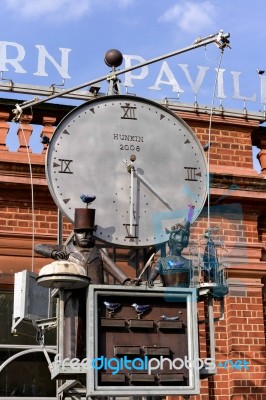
4,0,135,21
159,1,217,34
5,0,91,20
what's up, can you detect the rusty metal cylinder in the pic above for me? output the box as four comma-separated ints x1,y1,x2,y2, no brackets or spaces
99,249,129,284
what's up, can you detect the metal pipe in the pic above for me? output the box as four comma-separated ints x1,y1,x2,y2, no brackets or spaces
57,208,63,246
198,296,225,324
1,83,263,121
208,295,216,369
14,32,226,113
58,289,65,358
0,348,56,373
99,248,130,284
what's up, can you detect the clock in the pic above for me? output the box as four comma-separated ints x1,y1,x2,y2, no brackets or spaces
46,95,208,247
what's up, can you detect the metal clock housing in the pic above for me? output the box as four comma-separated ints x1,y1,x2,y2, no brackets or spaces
46,95,208,247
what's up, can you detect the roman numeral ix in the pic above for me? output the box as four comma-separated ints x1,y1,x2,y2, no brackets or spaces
58,159,73,174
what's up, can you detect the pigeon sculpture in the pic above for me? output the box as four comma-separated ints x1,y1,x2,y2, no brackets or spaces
41,135,50,144
203,142,212,152
103,301,121,317
131,303,151,319
160,314,179,321
80,194,96,208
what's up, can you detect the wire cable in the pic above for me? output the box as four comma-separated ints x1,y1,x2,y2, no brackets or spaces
206,49,224,231
19,122,35,271
204,45,221,62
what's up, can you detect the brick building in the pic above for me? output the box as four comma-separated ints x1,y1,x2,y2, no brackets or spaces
0,93,265,399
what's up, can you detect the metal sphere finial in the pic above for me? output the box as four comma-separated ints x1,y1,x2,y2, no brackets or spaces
104,49,123,68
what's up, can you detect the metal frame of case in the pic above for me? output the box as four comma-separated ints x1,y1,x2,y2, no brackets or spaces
87,284,200,397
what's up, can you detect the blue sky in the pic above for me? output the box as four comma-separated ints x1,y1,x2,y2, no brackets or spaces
1,0,266,166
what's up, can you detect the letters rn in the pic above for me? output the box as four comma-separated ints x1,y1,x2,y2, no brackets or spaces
0,41,71,79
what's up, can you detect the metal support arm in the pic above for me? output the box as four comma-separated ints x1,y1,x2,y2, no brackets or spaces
12,30,230,120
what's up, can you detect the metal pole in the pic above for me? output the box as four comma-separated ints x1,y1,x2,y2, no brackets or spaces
13,32,228,113
208,295,216,372
57,208,63,246
58,289,65,358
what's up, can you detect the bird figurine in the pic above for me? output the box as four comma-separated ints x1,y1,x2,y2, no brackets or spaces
41,135,50,145
131,303,151,319
203,142,212,152
167,260,184,269
80,194,96,208
103,301,121,318
160,315,179,321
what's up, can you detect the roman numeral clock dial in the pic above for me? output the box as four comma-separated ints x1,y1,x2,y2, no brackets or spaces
46,95,208,247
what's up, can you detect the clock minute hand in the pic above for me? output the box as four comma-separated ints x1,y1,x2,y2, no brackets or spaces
129,160,134,236
123,158,136,237
123,159,173,211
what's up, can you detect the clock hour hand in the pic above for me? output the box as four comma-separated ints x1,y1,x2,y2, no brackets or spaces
135,170,173,211
123,159,173,211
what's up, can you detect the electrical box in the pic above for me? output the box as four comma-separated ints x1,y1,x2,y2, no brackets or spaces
12,270,50,335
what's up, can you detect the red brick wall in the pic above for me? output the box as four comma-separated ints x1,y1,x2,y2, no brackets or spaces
167,282,266,400
195,126,254,169
227,282,266,399
0,202,73,275
0,206,58,235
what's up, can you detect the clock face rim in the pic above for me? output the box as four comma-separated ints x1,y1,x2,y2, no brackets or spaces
46,94,208,248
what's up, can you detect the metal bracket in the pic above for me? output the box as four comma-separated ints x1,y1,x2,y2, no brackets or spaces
35,317,57,331
50,78,65,94
0,71,14,88
107,68,122,95
35,328,54,373
57,380,80,395
215,30,231,50
12,97,40,122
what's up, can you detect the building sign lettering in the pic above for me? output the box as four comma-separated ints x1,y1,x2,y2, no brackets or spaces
0,41,71,79
0,41,265,105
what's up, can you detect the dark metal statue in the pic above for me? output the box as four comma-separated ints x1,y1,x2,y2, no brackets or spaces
35,208,132,359
148,219,192,288
35,208,130,285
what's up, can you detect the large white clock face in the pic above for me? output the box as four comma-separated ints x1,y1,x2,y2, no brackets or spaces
46,95,208,247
